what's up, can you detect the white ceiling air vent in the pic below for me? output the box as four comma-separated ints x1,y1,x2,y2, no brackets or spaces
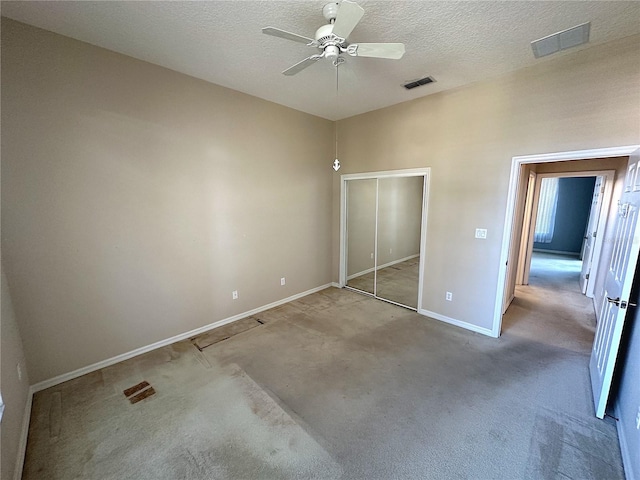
531,22,591,58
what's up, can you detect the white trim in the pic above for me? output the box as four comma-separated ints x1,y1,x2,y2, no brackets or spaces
346,254,420,280
330,282,341,288
14,387,34,480
340,167,432,181
493,145,639,338
418,173,430,311
373,178,380,296
347,266,376,281
30,283,335,393
419,309,495,337
615,401,637,480
511,146,639,164
339,178,347,287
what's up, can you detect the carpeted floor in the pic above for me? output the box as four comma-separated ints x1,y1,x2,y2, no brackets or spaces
22,252,624,479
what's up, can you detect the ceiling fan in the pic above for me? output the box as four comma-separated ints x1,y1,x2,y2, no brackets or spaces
262,0,406,76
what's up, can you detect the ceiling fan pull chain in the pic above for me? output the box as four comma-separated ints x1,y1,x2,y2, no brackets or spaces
332,62,341,172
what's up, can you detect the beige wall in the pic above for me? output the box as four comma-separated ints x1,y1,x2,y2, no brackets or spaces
334,34,640,330
1,19,334,383
1,261,31,480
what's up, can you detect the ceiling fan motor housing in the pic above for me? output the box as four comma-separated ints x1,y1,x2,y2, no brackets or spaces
315,23,336,43
315,23,343,60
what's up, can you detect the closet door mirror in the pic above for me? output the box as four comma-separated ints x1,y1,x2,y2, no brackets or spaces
376,176,423,308
346,179,377,294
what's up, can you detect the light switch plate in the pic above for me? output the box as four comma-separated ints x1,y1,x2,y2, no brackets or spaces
475,228,487,239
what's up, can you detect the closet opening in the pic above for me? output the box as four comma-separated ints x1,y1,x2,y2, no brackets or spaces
339,168,430,311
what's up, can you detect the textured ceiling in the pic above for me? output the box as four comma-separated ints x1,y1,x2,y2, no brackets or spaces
2,1,640,120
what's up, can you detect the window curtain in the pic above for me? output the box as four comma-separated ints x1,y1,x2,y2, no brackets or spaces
534,177,559,243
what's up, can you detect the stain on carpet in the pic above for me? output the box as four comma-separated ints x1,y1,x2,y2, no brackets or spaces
525,408,624,480
191,317,264,350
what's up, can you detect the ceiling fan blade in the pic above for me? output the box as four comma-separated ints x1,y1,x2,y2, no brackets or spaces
331,0,365,40
353,43,406,59
262,27,314,45
282,55,323,76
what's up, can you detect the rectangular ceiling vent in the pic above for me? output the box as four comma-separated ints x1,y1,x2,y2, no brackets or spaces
404,76,435,90
531,22,590,59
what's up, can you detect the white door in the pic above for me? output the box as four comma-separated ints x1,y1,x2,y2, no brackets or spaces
589,149,640,419
579,176,604,294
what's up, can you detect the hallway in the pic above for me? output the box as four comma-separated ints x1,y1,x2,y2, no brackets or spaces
503,252,596,353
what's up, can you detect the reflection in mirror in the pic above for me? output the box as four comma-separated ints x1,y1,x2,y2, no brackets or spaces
376,176,423,308
346,179,377,294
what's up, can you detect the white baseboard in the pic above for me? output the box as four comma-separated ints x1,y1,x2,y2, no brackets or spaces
419,309,495,337
615,401,637,480
330,282,341,288
31,283,335,393
14,386,34,480
347,254,419,280
347,266,375,281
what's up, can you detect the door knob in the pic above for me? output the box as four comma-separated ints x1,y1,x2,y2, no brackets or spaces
606,296,637,308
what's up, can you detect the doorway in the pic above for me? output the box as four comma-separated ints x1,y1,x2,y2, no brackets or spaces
515,171,614,302
339,168,430,311
497,152,633,329
494,145,640,420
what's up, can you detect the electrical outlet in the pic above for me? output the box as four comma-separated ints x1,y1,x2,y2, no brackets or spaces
232,290,238,300
280,277,286,286
475,228,487,239
370,252,374,259
17,363,23,382
389,248,393,254
446,292,453,301
636,406,640,430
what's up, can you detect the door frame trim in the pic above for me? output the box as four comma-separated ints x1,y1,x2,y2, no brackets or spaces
493,145,640,337
339,168,431,312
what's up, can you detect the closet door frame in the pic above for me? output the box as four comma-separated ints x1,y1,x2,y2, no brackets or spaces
339,168,430,311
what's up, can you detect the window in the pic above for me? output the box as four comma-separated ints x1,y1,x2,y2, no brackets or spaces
534,177,559,243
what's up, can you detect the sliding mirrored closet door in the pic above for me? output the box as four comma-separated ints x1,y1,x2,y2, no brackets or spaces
375,176,423,308
346,179,377,294
344,173,426,310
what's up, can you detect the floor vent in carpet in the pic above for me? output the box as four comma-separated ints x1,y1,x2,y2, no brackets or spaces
191,316,264,351
123,381,156,404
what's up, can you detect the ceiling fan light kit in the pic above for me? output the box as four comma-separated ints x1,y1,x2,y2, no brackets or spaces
262,0,406,76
